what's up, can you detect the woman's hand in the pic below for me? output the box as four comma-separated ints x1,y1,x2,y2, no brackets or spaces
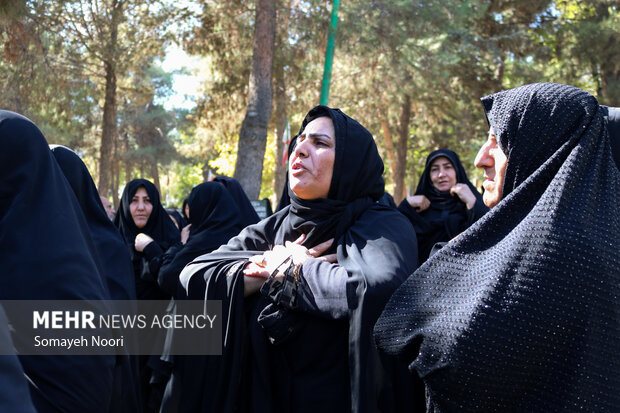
406,195,430,212
243,234,336,279
134,233,154,252
181,224,191,245
450,183,476,209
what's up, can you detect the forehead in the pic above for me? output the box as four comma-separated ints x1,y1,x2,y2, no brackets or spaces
133,186,149,197
430,156,453,168
302,116,335,137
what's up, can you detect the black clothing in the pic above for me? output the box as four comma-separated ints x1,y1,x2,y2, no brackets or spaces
398,149,488,263
602,105,620,167
180,106,419,413
114,179,181,300
114,179,181,412
50,145,141,413
159,181,243,297
158,182,244,412
212,175,261,228
166,208,187,230
0,304,37,413
0,110,115,412
50,145,137,301
375,83,620,411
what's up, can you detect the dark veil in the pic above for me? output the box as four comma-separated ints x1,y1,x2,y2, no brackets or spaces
50,145,136,301
212,176,260,227
375,83,620,411
158,182,243,297
0,110,115,412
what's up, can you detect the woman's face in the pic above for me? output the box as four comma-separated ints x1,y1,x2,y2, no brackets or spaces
429,156,457,191
474,130,508,208
130,186,153,229
289,116,336,200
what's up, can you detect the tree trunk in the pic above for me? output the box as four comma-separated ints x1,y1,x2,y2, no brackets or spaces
111,126,120,208
97,0,122,196
273,62,288,206
122,131,131,186
98,59,117,196
151,156,161,195
380,118,397,189
233,0,276,200
393,96,411,204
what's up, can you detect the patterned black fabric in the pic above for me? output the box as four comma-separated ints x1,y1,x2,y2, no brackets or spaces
375,83,620,411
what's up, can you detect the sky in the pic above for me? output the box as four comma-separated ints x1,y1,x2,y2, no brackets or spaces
159,45,203,111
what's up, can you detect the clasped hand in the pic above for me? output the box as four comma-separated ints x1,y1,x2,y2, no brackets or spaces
243,234,336,279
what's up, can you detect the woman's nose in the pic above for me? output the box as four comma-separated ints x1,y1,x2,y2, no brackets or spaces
293,139,308,158
474,143,491,168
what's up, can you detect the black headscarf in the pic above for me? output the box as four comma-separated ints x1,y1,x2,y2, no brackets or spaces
114,179,180,257
375,83,620,411
50,145,136,301
0,110,115,412
399,149,488,262
212,176,260,228
158,182,243,296
166,208,186,230
179,105,418,412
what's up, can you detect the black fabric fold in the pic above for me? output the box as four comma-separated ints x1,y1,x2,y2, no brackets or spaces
212,176,260,228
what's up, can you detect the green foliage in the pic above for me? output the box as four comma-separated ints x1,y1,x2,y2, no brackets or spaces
2,0,618,203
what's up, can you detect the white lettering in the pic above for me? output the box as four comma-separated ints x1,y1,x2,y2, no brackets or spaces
33,311,49,329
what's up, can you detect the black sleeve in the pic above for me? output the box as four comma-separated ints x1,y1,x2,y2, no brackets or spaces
157,244,185,297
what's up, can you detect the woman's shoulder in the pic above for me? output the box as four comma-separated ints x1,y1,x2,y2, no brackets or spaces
356,203,416,237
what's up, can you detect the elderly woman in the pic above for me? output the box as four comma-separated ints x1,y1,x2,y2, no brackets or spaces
398,148,488,263
180,105,418,412
375,83,620,411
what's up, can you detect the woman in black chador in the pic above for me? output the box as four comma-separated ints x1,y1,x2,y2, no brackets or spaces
398,148,488,263
50,145,141,412
114,179,181,412
375,83,620,411
0,110,115,412
180,105,419,413
114,178,181,300
158,182,244,412
158,181,244,298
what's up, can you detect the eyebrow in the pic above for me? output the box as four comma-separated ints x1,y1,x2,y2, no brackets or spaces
299,132,334,140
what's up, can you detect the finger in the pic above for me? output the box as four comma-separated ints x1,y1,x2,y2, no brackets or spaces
308,238,334,257
293,234,306,245
318,253,338,263
243,265,269,278
248,255,266,267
